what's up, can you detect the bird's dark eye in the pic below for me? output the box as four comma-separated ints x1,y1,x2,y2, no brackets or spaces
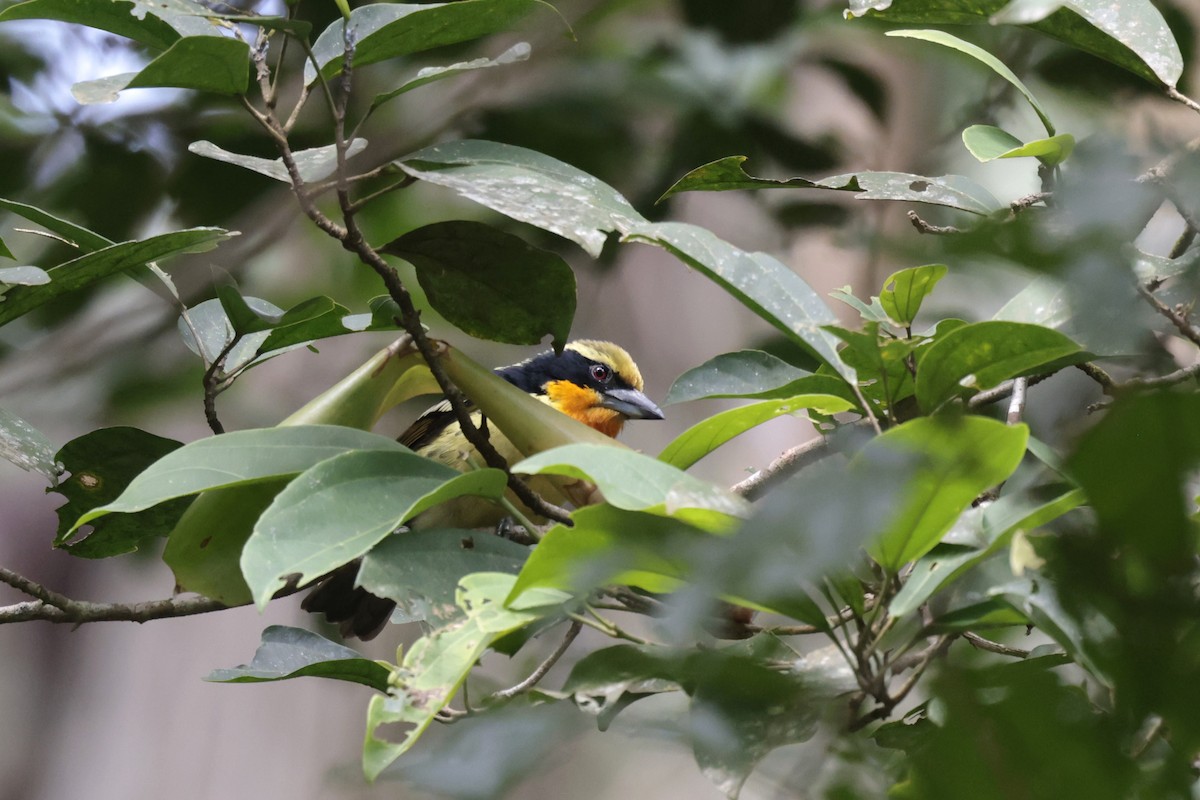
590,364,612,383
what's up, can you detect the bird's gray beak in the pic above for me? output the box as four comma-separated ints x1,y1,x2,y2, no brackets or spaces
600,388,664,420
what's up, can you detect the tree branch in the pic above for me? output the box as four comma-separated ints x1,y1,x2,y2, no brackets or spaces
489,620,582,701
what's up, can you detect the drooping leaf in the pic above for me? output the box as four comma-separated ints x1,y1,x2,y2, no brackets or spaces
358,528,529,624
915,321,1086,412
395,139,645,258
50,427,189,558
992,577,1114,681
879,264,948,326
0,0,183,50
382,220,575,351
241,450,507,607
962,125,1075,166
845,0,1182,87
0,227,231,327
71,425,409,533
364,572,549,780
867,416,1029,570
512,443,749,523
0,406,59,481
307,0,547,84
624,221,855,383
0,237,11,260
665,350,812,404
886,29,1056,135
658,156,1002,215
206,625,390,691
367,41,531,114
658,394,853,470
71,35,250,103
187,139,369,184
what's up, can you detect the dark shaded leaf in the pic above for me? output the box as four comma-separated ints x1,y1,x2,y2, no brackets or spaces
0,197,114,252
383,220,576,351
72,35,250,102
206,625,390,691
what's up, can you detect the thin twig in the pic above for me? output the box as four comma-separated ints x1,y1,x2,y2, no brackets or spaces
1075,361,1114,390
1168,224,1197,260
962,631,1031,658
490,620,582,701
201,334,243,435
907,210,964,235
1166,87,1200,116
1138,285,1200,347
967,372,1054,409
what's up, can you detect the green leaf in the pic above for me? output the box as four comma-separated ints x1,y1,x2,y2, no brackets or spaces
382,220,576,351
71,35,250,102
396,139,645,258
658,394,853,470
658,156,1001,215
358,529,530,624
242,449,507,607
880,264,947,325
512,443,748,523
0,406,59,481
506,504,707,605
666,352,854,407
51,427,190,558
367,41,531,115
666,350,808,404
624,221,856,384
886,29,1055,135
187,139,368,184
830,285,891,324
0,196,114,252
0,266,50,286
915,321,1086,412
0,237,11,260
0,0,183,51
888,485,1085,617
364,572,547,780
70,425,409,532
990,0,1182,86
206,625,390,691
0,227,231,327
962,125,1075,166
992,577,1114,681
307,0,547,84
867,416,1029,570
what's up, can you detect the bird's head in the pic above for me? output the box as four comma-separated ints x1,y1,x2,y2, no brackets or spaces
498,340,664,437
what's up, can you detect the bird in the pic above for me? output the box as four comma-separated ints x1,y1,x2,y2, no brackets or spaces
302,340,664,639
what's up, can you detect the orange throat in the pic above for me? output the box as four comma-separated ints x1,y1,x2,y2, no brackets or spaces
545,380,626,438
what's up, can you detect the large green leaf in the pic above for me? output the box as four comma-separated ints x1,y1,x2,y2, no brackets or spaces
70,425,409,533
51,427,189,558
888,484,1085,617
0,0,184,50
657,394,853,470
887,29,1055,135
382,220,576,351
0,197,114,252
395,139,645,258
915,321,1086,412
241,449,507,607
206,625,390,692
659,156,1001,215
0,406,58,481
506,504,705,604
0,227,230,327
187,139,369,184
624,221,856,383
867,416,1029,570
665,350,813,404
846,0,1182,87
358,529,530,624
71,35,250,103
512,443,748,524
364,572,550,780
306,0,546,84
